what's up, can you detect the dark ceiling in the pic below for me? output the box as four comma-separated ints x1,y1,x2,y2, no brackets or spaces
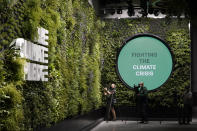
92,0,191,18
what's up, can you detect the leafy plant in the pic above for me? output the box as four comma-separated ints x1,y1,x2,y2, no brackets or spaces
0,84,24,131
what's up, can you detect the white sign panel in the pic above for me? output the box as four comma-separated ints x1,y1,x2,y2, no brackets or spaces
24,62,48,81
10,27,49,81
10,38,48,63
35,27,49,46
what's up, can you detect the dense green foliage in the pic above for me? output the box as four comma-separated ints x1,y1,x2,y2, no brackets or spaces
0,0,190,130
101,19,190,108
100,19,150,106
0,84,24,131
0,0,102,130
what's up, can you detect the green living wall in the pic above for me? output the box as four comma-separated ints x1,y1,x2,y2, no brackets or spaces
101,18,191,108
0,0,191,131
0,0,103,130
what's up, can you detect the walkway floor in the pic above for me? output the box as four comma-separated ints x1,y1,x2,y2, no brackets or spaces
91,119,197,131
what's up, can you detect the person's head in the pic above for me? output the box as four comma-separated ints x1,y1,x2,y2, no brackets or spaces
185,86,191,93
139,82,144,87
111,83,116,88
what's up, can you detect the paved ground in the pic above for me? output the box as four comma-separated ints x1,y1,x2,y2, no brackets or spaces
39,109,105,131
91,119,197,131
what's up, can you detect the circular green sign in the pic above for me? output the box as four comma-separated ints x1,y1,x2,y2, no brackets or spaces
117,34,173,91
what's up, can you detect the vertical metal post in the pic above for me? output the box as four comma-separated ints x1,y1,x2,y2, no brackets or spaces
190,0,197,115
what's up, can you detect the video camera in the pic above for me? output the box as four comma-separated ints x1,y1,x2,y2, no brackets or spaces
134,84,140,94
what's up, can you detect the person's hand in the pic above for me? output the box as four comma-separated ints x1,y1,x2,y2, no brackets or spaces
104,88,107,95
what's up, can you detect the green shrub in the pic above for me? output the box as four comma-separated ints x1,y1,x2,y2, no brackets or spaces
0,84,24,131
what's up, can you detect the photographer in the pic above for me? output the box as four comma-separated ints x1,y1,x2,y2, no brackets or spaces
134,84,140,116
136,82,148,124
104,83,117,121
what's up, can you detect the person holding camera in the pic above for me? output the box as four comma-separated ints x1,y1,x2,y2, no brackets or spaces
104,83,117,121
135,82,148,124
